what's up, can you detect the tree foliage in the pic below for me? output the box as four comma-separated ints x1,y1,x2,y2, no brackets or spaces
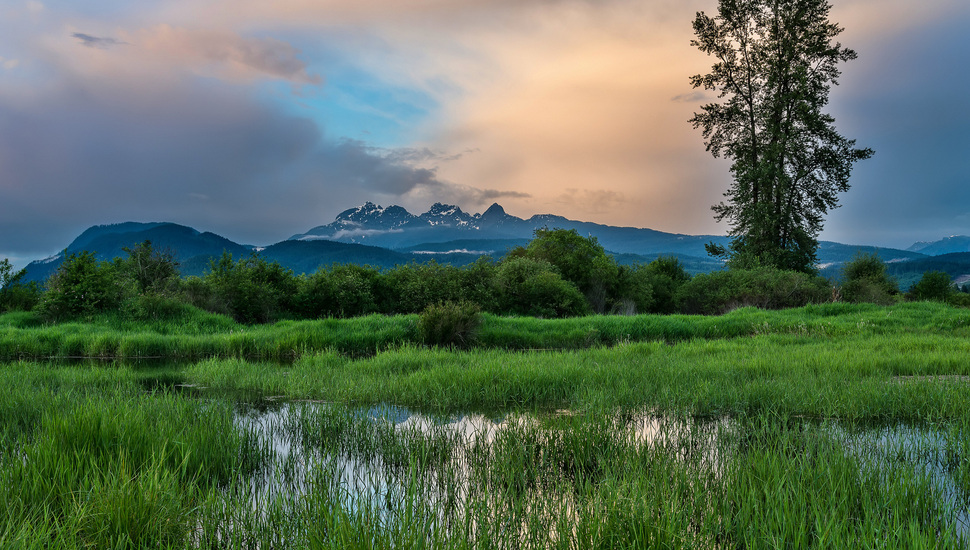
691,0,873,272
907,271,954,304
203,252,299,323
510,228,620,313
38,252,122,320
839,253,898,304
0,259,41,313
117,240,180,296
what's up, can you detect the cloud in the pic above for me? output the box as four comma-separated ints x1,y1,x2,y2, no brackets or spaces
416,0,730,234
2,0,969,258
0,73,457,253
555,188,627,215
133,26,322,85
111,24,323,85
72,32,127,49
671,91,708,103
52,25,322,87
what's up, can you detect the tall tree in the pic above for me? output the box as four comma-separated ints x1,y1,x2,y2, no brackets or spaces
690,0,873,272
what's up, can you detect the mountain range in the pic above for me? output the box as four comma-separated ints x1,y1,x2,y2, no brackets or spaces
19,202,970,290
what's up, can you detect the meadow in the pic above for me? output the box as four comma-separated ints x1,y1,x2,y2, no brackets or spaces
2,301,969,547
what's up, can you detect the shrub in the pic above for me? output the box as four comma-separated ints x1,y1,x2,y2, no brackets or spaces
297,264,381,318
615,264,654,315
839,253,898,305
907,271,954,303
117,240,181,295
121,293,193,321
678,267,830,315
494,257,590,318
203,253,299,323
37,251,123,320
382,261,464,314
180,276,225,315
459,257,499,310
515,228,620,313
417,300,482,348
643,256,691,314
0,259,41,313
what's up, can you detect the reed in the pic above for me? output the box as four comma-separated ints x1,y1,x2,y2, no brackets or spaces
2,301,969,360
0,364,269,549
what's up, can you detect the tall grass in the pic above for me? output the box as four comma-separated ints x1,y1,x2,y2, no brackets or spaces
4,300,970,546
184,330,970,421
0,363,269,549
190,404,968,548
2,301,969,360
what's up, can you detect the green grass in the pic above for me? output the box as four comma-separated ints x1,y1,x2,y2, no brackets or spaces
183,331,970,421
0,364,269,549
188,404,968,548
2,301,969,360
3,302,970,547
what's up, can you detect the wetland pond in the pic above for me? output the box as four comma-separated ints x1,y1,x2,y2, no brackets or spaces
171,383,970,547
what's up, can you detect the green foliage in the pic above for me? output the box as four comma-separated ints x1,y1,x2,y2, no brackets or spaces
417,300,482,348
614,264,654,315
37,251,123,321
0,259,40,313
516,228,620,313
678,267,831,315
382,262,464,313
642,256,691,314
202,252,299,324
458,256,499,308
117,240,180,295
907,271,954,303
312,264,381,318
0,370,263,549
494,257,591,318
840,253,899,305
691,0,873,272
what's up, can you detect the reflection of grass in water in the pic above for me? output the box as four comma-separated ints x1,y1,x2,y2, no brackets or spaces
199,403,967,548
4,295,970,547
185,331,970,421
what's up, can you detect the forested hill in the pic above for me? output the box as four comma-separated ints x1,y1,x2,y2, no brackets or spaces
19,203,957,284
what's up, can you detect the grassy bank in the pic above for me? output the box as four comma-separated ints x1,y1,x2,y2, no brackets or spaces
2,301,969,360
4,303,970,547
184,331,970,421
5,363,964,547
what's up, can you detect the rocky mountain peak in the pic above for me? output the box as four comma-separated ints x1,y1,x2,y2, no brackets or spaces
420,202,473,227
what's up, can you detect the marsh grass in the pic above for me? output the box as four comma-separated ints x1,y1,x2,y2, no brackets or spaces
3,362,968,547
0,364,269,549
184,330,970,421
3,300,970,547
2,301,969,360
186,404,968,548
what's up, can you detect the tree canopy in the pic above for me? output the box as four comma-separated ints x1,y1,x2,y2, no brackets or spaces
690,0,873,272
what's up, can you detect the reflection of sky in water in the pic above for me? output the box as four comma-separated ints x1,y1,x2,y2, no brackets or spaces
228,399,969,541
829,422,970,538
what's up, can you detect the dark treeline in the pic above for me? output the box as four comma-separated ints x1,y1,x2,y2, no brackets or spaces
1,230,966,324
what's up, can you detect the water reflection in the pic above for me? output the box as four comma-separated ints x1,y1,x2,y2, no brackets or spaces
210,396,970,545
830,421,970,537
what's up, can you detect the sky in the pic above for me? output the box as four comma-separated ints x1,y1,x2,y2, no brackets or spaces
1,0,969,267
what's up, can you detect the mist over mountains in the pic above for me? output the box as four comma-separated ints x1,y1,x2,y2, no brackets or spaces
19,202,970,289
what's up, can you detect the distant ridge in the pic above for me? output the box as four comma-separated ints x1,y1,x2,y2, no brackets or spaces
291,201,729,257
23,223,252,283
907,235,970,256
19,202,956,284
